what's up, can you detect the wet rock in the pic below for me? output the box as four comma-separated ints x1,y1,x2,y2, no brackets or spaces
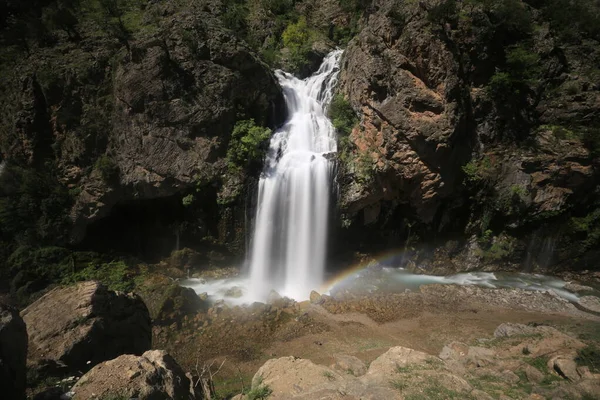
310,290,323,305
564,282,594,293
70,350,193,400
225,286,243,298
156,286,207,326
267,290,282,304
21,281,151,372
136,275,208,326
331,354,367,377
0,303,27,400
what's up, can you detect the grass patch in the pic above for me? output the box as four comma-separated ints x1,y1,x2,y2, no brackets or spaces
525,355,551,374
405,383,474,400
322,371,336,381
390,379,408,391
576,344,600,373
245,376,272,400
62,260,139,292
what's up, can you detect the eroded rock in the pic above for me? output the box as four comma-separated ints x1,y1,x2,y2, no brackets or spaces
70,350,193,400
21,281,151,372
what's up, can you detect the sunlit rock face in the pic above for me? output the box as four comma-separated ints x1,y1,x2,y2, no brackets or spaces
334,0,599,271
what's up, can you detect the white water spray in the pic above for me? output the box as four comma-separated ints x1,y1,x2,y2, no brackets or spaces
247,50,343,301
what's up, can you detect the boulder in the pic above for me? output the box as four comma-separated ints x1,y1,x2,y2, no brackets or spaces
521,364,544,383
363,346,439,385
331,354,367,377
552,357,580,381
251,355,400,400
70,350,193,400
0,303,28,400
136,275,208,326
309,290,323,305
251,356,344,399
21,281,151,372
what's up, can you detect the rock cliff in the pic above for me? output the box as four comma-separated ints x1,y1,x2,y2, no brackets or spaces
0,0,285,261
1,0,599,278
334,0,600,271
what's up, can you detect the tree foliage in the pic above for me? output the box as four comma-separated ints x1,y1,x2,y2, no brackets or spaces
328,94,358,137
226,119,272,170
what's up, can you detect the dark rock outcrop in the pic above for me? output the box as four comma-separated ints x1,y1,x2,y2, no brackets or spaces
67,9,285,244
70,350,194,400
21,281,151,372
136,274,208,327
0,303,28,400
0,2,286,259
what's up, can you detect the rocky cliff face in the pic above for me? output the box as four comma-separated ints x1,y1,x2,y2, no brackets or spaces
334,0,600,271
1,0,599,277
0,1,285,261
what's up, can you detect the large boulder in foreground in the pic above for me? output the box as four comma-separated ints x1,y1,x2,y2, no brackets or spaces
21,281,151,372
0,303,28,400
70,350,194,400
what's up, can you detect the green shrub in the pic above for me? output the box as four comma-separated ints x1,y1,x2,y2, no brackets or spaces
541,0,600,41
227,119,272,170
538,125,579,140
462,156,494,183
487,44,540,100
477,232,516,261
222,0,249,34
0,165,72,245
328,94,358,137
569,208,600,252
245,376,273,400
182,194,194,207
282,16,316,73
64,260,135,292
576,345,600,373
95,154,119,182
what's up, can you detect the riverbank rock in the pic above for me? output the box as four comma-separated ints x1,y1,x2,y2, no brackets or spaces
578,296,600,314
0,303,28,400
70,350,193,400
21,281,151,372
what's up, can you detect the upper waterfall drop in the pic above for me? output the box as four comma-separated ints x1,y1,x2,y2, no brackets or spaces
248,49,344,301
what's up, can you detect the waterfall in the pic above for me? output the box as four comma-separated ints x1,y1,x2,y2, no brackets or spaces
247,49,343,301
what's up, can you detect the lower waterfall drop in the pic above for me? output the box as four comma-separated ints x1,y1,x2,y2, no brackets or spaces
248,49,343,301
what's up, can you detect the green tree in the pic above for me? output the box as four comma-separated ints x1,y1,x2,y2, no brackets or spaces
227,119,272,170
282,16,315,72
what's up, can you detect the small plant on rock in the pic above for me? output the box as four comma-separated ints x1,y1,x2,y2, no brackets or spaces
245,376,273,400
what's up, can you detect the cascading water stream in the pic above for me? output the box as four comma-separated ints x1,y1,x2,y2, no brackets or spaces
247,49,343,301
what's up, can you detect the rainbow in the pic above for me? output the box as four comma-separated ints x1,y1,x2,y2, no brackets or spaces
319,249,410,293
